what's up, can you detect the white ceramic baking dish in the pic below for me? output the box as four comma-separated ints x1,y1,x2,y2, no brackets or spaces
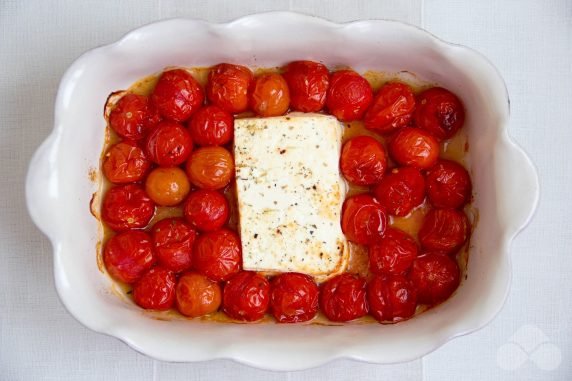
26,12,539,370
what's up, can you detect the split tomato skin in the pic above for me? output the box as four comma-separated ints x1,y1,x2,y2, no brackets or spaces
103,230,155,284
326,70,373,122
109,93,161,140
364,82,416,135
223,271,270,322
283,60,329,112
414,87,465,140
151,69,204,122
145,121,193,167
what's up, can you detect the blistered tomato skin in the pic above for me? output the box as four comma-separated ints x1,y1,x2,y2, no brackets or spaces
326,70,373,122
151,218,196,273
369,228,418,276
389,127,440,169
270,273,319,323
223,271,270,322
341,194,388,245
206,63,253,114
250,73,290,117
101,184,155,231
411,252,460,305
283,60,329,112
183,189,230,232
367,275,417,322
414,87,465,140
145,121,193,167
103,230,155,284
419,208,469,253
145,167,190,206
193,229,242,282
187,105,233,146
186,146,234,190
109,93,161,140
364,82,416,135
132,267,176,310
176,272,222,318
426,160,472,209
320,273,368,322
373,167,426,217
102,141,151,184
151,69,204,122
340,136,387,186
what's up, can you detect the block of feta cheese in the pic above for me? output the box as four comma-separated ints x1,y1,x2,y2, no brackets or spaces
234,113,349,282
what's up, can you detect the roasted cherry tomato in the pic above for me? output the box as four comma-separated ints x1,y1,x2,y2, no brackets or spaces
364,82,416,135
102,141,151,184
145,167,190,206
373,167,426,216
103,230,155,283
151,69,204,122
270,273,319,323
389,127,440,169
109,93,161,140
249,73,290,117
176,272,222,318
340,136,387,186
414,87,465,140
369,228,418,276
426,160,472,209
367,275,417,322
151,218,196,273
132,267,176,310
206,63,253,113
145,120,193,167
320,273,368,322
183,189,230,232
418,208,469,253
193,228,242,281
326,70,373,122
186,146,234,190
283,60,329,112
187,105,233,146
223,271,270,322
101,184,155,231
341,194,387,245
410,252,460,304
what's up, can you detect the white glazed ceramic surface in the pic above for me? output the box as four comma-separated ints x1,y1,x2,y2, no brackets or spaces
26,12,539,370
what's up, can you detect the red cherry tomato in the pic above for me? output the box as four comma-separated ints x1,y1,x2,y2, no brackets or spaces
270,273,319,323
103,230,155,283
145,120,193,167
320,273,368,322
410,252,460,304
176,272,222,317
367,275,417,322
341,194,387,245
373,167,426,216
326,70,373,122
102,141,151,184
101,184,155,231
414,87,465,140
223,271,270,322
151,218,197,273
340,136,387,186
369,228,418,275
185,146,234,190
283,60,329,112
206,63,253,113
183,189,230,232
418,208,469,253
250,73,290,117
109,93,161,140
389,127,440,169
364,82,416,135
151,69,204,122
132,267,176,310
193,229,242,281
187,105,233,146
426,160,472,209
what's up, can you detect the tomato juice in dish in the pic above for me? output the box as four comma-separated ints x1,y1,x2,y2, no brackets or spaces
97,63,473,324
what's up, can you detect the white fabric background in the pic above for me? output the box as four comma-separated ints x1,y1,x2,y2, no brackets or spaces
1,0,571,380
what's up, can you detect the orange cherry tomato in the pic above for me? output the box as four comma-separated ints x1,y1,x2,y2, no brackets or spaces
151,218,196,273
414,87,465,140
270,273,319,323
341,194,387,245
223,271,270,322
426,160,472,209
183,189,230,232
187,105,233,146
145,121,193,167
145,167,190,206
410,252,460,305
151,69,204,122
373,167,426,216
340,136,387,186
418,208,469,253
101,184,155,231
206,63,253,113
326,70,373,122
109,93,161,140
369,228,418,276
249,73,290,117
103,230,155,284
186,146,234,190
364,82,416,135
320,273,368,322
193,228,242,282
176,272,222,318
389,127,440,169
133,267,176,310
367,274,417,322
102,141,151,184
283,60,329,112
